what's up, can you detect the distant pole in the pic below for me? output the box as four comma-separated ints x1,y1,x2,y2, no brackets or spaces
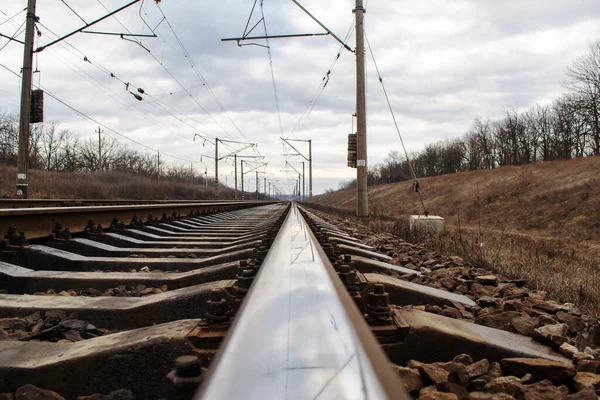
16,0,37,198
302,161,305,201
263,177,266,199
255,171,259,199
190,163,193,184
205,168,208,187
355,0,368,217
241,160,244,200
215,138,219,197
234,154,238,200
308,139,312,200
157,151,160,180
268,182,271,199
97,126,103,172
298,174,301,201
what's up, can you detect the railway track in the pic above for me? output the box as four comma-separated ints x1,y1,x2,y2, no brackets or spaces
0,201,595,399
0,199,247,209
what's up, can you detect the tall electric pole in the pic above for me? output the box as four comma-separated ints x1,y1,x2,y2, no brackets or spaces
215,138,219,197
234,153,238,199
255,171,259,200
157,151,160,180
308,139,312,200
15,0,37,198
281,137,313,201
97,126,103,172
355,0,368,217
302,161,305,201
240,160,244,200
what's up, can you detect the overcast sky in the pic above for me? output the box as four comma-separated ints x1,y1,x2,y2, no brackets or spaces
1,0,599,195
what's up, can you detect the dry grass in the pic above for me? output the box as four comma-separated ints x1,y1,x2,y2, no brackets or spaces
308,157,600,316
0,164,235,200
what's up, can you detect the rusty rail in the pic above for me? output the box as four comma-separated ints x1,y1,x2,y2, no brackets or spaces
0,199,253,209
0,201,276,240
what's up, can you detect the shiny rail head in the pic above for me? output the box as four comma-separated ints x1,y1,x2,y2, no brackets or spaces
197,204,408,400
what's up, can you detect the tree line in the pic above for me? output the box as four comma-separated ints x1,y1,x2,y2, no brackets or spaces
0,115,208,184
340,40,600,189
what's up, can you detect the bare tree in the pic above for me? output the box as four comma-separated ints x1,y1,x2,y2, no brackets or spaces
566,40,600,155
0,111,18,164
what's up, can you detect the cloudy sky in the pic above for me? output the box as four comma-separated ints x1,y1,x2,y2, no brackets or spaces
1,0,599,195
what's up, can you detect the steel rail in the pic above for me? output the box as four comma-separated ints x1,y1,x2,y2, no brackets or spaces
0,201,277,240
197,203,408,399
0,199,253,209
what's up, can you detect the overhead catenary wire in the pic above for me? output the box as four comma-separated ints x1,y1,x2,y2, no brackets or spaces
155,4,254,145
4,3,263,178
291,18,355,138
29,21,216,145
61,0,87,24
260,0,284,136
0,20,25,53
94,0,242,144
364,30,427,214
43,89,209,166
1,61,214,171
0,7,25,27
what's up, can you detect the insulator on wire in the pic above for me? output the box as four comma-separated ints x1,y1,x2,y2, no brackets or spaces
131,92,143,101
137,88,145,94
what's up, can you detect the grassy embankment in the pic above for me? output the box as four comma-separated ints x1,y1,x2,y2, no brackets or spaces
0,164,232,200
310,156,600,315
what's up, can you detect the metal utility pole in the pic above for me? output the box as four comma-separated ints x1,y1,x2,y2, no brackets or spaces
234,154,238,199
355,0,368,217
308,139,312,200
215,138,219,197
205,168,208,187
241,160,244,200
14,0,156,197
302,161,305,201
97,126,103,172
281,137,313,201
157,151,160,180
263,177,266,200
255,171,259,200
15,0,37,198
211,138,256,198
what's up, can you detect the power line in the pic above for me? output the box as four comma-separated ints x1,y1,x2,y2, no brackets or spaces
0,20,25,53
43,88,207,166
0,8,25,27
260,1,284,135
0,62,20,78
364,30,426,213
61,0,87,24
32,21,216,145
291,18,355,138
0,61,212,169
94,0,240,143
156,4,251,142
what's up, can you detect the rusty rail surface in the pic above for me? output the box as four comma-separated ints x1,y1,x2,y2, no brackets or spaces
0,199,252,209
0,201,276,240
198,203,408,399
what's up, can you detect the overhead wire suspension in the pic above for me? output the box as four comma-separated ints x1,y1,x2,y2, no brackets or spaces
364,31,427,214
